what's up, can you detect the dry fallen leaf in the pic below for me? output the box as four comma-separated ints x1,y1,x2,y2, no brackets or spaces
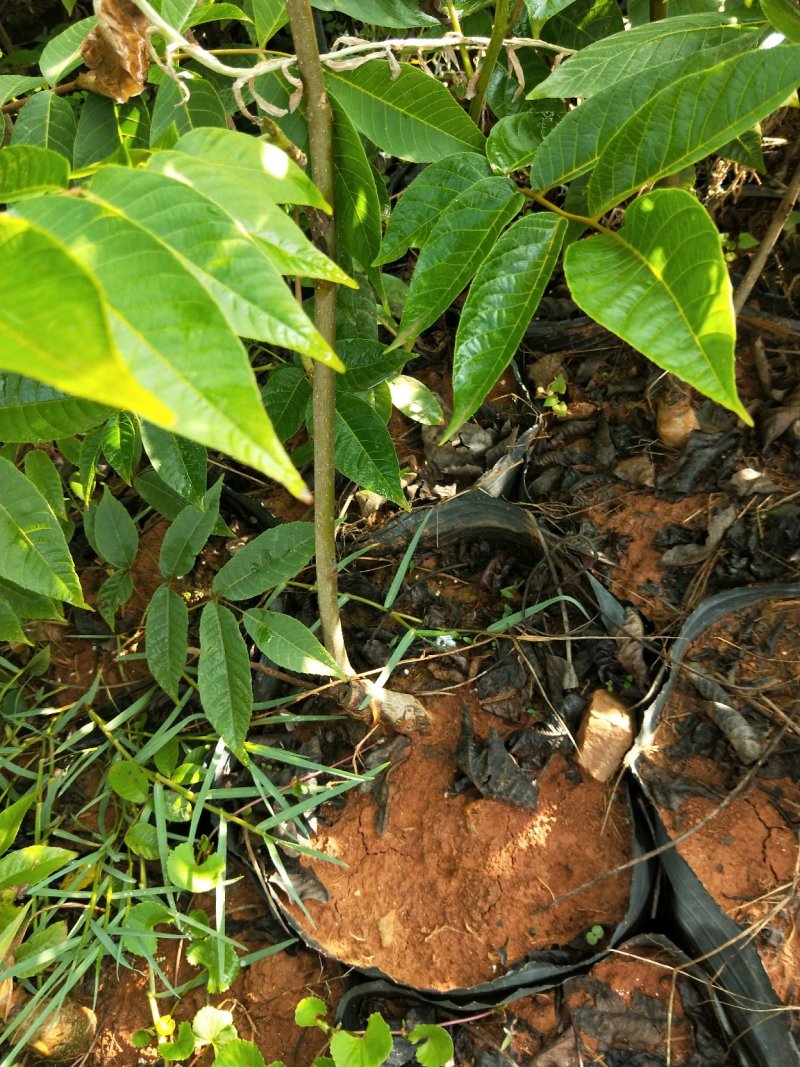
78,0,149,104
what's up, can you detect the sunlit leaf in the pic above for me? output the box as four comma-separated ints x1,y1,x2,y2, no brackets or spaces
198,602,252,760
108,760,150,804
10,91,76,160
0,145,69,201
212,521,315,600
244,609,344,678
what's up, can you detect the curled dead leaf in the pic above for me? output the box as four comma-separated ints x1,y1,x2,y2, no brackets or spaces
78,0,149,104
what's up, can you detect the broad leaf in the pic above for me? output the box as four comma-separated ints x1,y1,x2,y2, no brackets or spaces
213,1039,268,1067
326,62,485,162
564,190,748,421
332,100,383,282
0,845,77,891
528,29,767,193
150,75,228,146
95,487,139,569
408,1025,454,1067
0,145,69,201
391,177,523,348
448,214,566,437
0,599,27,644
250,0,288,44
387,376,443,426
159,479,222,579
212,521,315,600
0,795,35,858
198,602,252,760
141,423,207,505
0,217,170,426
146,151,354,286
375,152,492,265
244,609,344,677
10,91,76,160
18,196,306,496
311,0,438,25
544,0,624,49
167,842,226,891
108,760,150,804
334,391,405,506
330,1013,392,1067
186,937,240,994
73,94,123,169
486,108,563,174
39,17,96,85
90,165,340,366
174,127,330,210
146,584,189,700
121,900,174,956
529,14,750,100
23,450,66,521
124,822,160,859
97,568,133,630
0,577,62,623
524,0,585,26
761,0,800,39
0,76,45,107
162,0,198,30
588,44,800,215
0,456,85,605
338,340,406,392
101,411,140,484
261,365,311,442
135,470,231,537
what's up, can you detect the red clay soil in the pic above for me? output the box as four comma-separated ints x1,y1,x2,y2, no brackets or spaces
642,600,800,1020
282,688,634,992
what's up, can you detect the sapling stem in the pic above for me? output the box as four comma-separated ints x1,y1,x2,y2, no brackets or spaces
285,0,353,675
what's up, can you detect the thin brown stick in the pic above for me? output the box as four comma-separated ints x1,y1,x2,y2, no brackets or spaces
734,156,800,315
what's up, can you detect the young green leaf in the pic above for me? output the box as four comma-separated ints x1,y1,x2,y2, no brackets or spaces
332,100,383,285
192,1005,235,1047
212,521,315,600
186,936,241,993
159,478,222,579
391,177,523,349
447,214,567,438
124,822,160,860
0,456,85,605
146,584,189,700
261,365,311,442
198,602,253,760
244,609,345,678
95,487,139,570
11,91,76,160
158,1022,196,1062
0,795,35,857
326,62,485,163
564,189,749,421
0,216,171,427
102,412,140,484
329,1013,392,1067
408,1024,454,1067
108,760,150,804
121,901,175,956
213,1039,269,1067
17,196,306,498
0,599,28,643
0,902,30,961
295,997,329,1029
486,108,563,174
167,841,226,892
141,423,207,506
0,373,109,443
334,392,406,506
39,16,96,84
375,153,491,266
0,145,69,201
0,845,77,891
78,423,105,505
97,568,134,630
387,376,443,426
13,919,69,978
23,449,65,521
338,340,406,392
587,44,800,215
251,0,288,44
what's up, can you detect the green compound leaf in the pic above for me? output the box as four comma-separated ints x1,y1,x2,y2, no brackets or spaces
24,449,66,521
0,145,69,201
244,609,345,678
375,152,491,266
587,44,800,216
330,1013,392,1067
140,423,207,506
108,760,150,804
0,456,85,606
326,62,485,163
529,14,750,100
564,190,749,422
95,487,139,570
39,16,96,85
150,75,228,147
159,479,222,579
332,100,383,284
10,91,76,161
334,391,405,507
447,213,567,439
198,601,252,761
146,584,189,700
0,216,170,427
212,521,315,600
102,412,140,484
338,340,406,393
408,1025,454,1067
97,567,134,630
16,196,305,498
391,177,524,350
